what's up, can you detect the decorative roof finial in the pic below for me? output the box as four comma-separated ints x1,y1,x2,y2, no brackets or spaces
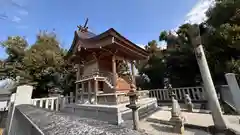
77,18,89,32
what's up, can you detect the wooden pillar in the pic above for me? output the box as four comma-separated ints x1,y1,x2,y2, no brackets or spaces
75,83,79,102
81,82,84,103
131,61,136,85
75,64,80,102
94,79,98,104
88,81,91,103
112,55,117,91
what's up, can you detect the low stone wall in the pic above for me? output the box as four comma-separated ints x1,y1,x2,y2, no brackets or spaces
7,105,44,135
8,105,144,135
62,98,158,125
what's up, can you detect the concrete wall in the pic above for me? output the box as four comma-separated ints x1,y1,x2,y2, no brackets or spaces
7,105,143,135
62,98,158,125
218,85,236,110
7,106,43,135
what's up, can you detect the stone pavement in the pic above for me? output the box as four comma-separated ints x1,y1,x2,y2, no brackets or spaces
139,120,211,135
122,119,210,135
137,106,240,135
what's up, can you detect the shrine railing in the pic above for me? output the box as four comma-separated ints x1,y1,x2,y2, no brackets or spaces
147,86,206,102
76,70,114,86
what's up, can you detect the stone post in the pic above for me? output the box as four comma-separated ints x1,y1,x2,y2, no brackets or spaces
225,73,240,114
7,85,33,135
14,85,33,106
60,95,66,110
188,25,227,130
126,84,140,130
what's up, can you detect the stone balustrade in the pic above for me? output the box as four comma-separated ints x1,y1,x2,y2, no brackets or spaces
31,97,60,111
148,87,206,102
76,70,113,84
97,90,150,105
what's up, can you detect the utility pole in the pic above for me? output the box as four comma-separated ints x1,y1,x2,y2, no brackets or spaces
187,24,227,130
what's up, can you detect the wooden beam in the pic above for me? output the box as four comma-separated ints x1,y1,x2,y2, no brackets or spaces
95,37,114,47
114,41,147,60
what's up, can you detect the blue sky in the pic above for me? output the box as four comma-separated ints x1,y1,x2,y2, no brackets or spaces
0,0,213,59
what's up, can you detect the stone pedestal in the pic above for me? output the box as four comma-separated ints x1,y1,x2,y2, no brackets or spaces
170,116,184,134
187,103,194,112
170,98,185,134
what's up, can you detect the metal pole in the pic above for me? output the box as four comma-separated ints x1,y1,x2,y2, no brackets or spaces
188,24,227,129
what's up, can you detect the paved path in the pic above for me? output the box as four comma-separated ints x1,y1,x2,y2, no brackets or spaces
138,107,240,135
139,120,211,135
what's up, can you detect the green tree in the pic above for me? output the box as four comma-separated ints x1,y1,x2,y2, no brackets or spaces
136,41,166,88
203,0,240,83
0,36,33,84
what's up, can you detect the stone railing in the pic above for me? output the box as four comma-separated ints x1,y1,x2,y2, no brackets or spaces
97,90,150,105
147,87,206,102
30,92,75,111
76,70,114,86
31,97,60,111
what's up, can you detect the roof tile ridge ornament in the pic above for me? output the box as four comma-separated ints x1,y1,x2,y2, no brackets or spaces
76,18,89,52
77,18,89,33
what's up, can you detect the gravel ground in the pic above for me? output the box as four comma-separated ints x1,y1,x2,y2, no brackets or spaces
17,105,149,135
17,105,213,135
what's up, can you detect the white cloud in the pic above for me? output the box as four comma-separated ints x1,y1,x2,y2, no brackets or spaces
137,42,167,50
12,16,21,23
171,0,215,34
136,44,145,49
184,0,215,24
18,10,28,15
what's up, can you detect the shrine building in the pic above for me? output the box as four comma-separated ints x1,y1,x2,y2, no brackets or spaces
66,22,149,105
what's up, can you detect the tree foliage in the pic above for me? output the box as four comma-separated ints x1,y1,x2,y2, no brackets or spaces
0,31,75,97
137,0,240,88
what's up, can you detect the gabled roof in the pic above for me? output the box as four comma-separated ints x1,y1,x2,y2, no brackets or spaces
66,28,148,59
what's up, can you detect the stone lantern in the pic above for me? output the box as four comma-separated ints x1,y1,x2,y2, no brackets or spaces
126,84,140,130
